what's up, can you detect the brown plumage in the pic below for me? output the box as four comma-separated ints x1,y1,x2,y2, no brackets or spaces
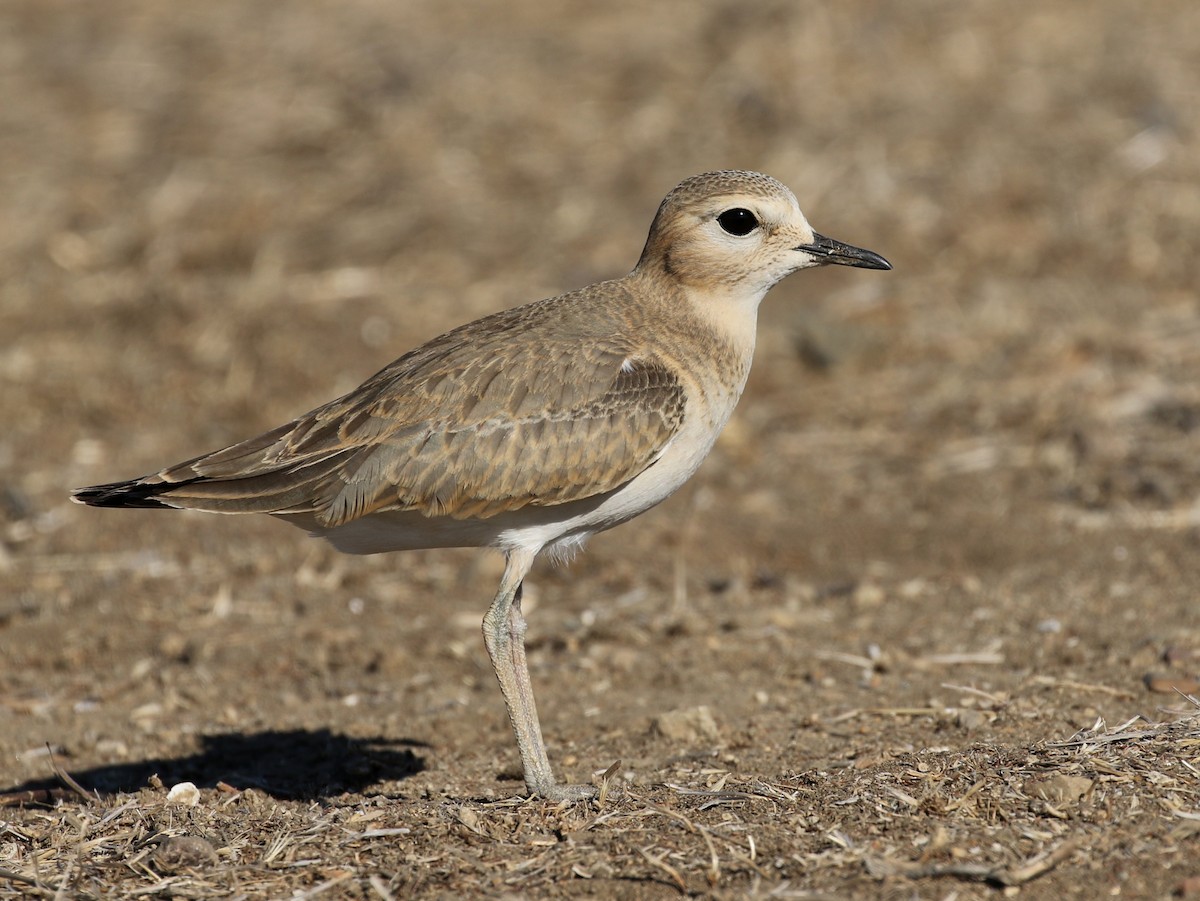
78,283,687,526
74,170,891,800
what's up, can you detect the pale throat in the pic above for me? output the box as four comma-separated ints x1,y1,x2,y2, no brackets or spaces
681,282,765,365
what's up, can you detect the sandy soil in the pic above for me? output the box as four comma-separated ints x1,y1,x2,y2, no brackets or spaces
2,0,1199,897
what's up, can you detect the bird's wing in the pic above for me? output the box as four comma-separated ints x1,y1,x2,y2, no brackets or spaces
99,300,687,527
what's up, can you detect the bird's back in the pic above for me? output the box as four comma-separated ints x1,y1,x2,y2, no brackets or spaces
73,277,695,534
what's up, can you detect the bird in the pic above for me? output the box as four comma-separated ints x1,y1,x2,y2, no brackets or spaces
73,170,891,801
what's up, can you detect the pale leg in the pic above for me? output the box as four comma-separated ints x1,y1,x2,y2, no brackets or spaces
482,547,595,800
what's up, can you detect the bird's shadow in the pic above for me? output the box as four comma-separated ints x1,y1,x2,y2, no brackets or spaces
1,729,427,802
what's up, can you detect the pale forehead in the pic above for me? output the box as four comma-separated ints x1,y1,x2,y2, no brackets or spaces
661,170,797,211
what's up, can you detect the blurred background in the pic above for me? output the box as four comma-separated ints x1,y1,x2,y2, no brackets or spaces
1,0,1199,889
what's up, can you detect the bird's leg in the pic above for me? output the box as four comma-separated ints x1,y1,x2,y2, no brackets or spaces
482,548,596,801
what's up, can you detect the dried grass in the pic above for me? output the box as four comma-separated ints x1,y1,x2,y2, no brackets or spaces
0,712,1196,897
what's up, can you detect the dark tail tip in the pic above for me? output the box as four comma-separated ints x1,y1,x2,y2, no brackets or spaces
71,479,175,509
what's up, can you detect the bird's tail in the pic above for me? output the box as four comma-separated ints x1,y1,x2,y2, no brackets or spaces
72,476,196,510
69,414,351,516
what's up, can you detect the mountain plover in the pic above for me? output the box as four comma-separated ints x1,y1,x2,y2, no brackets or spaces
74,170,891,800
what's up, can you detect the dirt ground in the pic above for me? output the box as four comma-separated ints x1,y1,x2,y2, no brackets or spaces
2,1,1200,898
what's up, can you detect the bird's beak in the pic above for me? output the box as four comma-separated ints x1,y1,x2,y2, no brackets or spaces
796,233,892,270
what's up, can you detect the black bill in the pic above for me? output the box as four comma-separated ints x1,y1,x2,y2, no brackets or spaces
796,233,892,270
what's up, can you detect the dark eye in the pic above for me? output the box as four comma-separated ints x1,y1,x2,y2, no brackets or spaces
716,208,760,236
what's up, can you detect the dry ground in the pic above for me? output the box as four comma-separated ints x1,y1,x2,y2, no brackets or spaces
2,1,1200,898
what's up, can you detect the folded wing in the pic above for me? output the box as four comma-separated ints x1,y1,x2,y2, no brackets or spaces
74,297,687,527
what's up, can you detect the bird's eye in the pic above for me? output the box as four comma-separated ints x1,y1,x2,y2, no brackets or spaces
716,208,760,237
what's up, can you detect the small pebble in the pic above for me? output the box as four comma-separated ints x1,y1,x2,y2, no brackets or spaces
651,706,720,743
166,781,201,806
